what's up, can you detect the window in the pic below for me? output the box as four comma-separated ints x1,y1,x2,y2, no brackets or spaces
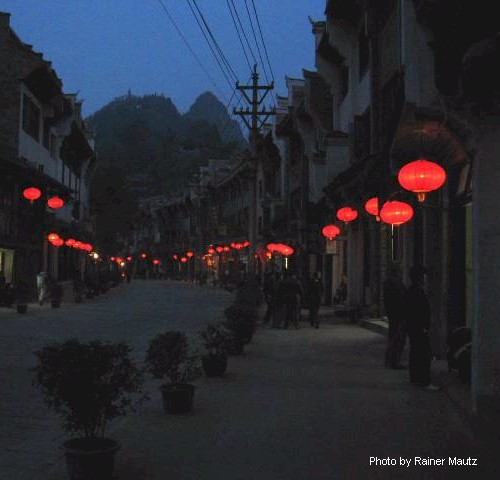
22,94,40,141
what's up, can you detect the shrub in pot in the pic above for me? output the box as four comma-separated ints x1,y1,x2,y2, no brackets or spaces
51,282,63,308
31,339,145,480
200,322,233,377
145,331,201,414
223,304,257,347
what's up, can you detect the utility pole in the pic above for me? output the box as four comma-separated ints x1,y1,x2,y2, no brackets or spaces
234,64,275,274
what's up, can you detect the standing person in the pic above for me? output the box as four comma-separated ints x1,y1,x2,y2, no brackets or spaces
307,271,324,328
405,266,440,391
36,271,49,305
283,272,303,329
383,262,407,369
262,271,276,325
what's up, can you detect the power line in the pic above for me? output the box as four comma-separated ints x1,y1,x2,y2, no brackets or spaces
155,0,222,97
250,0,275,82
226,0,253,73
243,0,270,83
191,0,239,82
229,0,258,66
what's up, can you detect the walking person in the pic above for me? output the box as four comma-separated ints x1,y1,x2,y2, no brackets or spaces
36,271,49,305
307,271,324,328
283,272,303,329
405,266,440,391
383,262,407,369
262,271,276,325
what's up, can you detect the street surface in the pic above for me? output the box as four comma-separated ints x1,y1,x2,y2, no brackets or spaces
0,280,497,479
0,280,232,479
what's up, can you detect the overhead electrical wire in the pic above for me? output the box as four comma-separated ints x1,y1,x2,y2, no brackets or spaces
243,0,270,83
228,0,258,67
250,0,275,82
226,0,253,73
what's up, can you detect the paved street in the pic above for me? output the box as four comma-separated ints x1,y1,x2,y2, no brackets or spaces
1,281,497,479
0,280,232,480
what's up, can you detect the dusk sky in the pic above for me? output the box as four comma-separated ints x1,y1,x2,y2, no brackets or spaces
3,0,325,118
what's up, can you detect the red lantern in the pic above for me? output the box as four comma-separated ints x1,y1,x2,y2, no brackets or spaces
65,238,75,247
336,207,358,223
321,225,340,240
216,246,223,253
186,251,194,258
152,259,160,265
73,241,82,249
23,187,42,202
208,248,215,254
242,240,250,247
180,257,188,263
85,244,93,252
280,244,294,256
116,257,123,264
47,196,64,209
110,256,116,261
173,254,179,260
364,197,380,220
140,253,147,259
126,256,132,262
223,246,230,252
47,232,59,242
397,159,446,202
380,201,414,226
51,238,64,247
267,243,279,252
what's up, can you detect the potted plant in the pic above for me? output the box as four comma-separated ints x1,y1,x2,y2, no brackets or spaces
51,282,63,308
200,322,233,377
15,281,29,314
31,339,145,480
223,304,258,351
145,331,201,414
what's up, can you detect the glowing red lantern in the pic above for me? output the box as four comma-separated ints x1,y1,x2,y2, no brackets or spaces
51,238,64,247
321,225,340,240
47,232,59,242
280,244,294,256
152,259,160,265
84,244,93,252
23,187,42,202
180,257,188,263
223,246,230,252
380,201,414,226
126,256,132,262
186,251,194,258
242,240,250,247
336,207,358,223
267,243,279,252
110,256,116,261
173,254,179,260
47,196,64,209
207,248,216,254
73,241,82,249
65,238,75,247
140,253,147,259
364,197,380,220
216,246,223,253
116,257,123,264
397,159,446,202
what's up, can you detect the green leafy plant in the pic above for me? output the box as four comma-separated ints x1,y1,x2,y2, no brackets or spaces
145,331,201,385
31,339,146,439
223,304,257,342
200,322,233,356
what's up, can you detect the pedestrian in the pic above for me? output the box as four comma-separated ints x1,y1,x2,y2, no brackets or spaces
307,271,324,328
383,262,407,369
405,266,440,391
282,271,303,329
263,271,277,325
36,271,49,305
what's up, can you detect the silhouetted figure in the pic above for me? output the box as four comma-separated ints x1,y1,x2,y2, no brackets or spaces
383,263,407,369
263,271,277,325
405,266,439,391
307,272,324,328
282,272,303,329
36,271,49,305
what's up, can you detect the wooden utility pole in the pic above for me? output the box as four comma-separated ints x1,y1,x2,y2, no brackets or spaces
234,65,275,274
